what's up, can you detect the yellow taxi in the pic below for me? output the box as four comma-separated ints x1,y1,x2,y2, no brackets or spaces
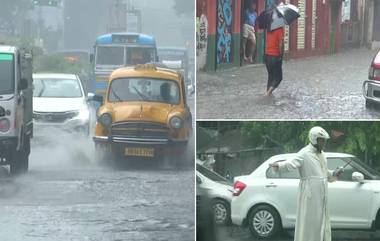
93,64,192,165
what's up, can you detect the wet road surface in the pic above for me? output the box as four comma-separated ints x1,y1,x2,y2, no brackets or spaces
215,226,380,241
0,96,195,241
197,48,380,119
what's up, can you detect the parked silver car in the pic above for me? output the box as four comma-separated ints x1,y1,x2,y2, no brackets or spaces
196,162,233,225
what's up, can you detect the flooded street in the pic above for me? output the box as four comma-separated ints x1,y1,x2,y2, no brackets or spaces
0,97,195,241
215,226,380,241
197,48,380,119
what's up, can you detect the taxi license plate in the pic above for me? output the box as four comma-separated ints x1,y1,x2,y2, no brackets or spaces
124,147,155,157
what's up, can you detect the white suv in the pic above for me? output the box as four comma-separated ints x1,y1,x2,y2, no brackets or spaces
231,152,380,239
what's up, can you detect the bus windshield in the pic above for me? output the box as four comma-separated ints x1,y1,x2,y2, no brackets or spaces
126,47,155,65
0,53,15,95
96,46,124,66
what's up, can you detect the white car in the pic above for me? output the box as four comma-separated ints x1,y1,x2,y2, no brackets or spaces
32,73,92,136
196,163,234,225
231,152,380,239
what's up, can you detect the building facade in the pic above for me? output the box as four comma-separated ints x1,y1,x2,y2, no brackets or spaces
197,0,344,71
363,0,380,49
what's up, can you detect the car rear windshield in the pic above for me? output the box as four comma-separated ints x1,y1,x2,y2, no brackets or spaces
0,53,14,95
108,77,180,105
33,78,83,98
197,164,229,183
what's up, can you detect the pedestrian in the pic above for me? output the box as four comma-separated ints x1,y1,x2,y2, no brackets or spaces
269,126,344,241
264,0,284,96
242,1,257,63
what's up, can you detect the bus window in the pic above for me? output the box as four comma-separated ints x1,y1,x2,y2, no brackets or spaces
96,46,124,66
126,47,155,65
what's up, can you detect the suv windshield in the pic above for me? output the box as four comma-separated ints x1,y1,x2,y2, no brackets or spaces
33,78,83,98
96,46,124,66
0,53,15,95
108,77,180,104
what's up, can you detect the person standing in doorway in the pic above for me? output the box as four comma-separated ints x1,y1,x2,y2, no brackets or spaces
264,0,284,96
269,126,344,241
242,1,257,63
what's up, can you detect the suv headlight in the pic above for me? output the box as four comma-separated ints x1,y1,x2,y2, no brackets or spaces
0,118,10,133
169,116,183,130
76,108,90,121
98,113,112,128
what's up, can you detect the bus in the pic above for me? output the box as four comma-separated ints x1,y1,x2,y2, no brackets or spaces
90,32,158,95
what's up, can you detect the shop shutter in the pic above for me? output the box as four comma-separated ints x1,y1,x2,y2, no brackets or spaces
284,0,290,52
312,0,317,49
297,0,306,50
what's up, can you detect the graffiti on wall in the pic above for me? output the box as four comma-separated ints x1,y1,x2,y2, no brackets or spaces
217,0,233,64
197,14,208,70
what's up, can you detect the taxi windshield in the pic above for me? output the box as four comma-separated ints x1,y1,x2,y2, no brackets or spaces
108,77,180,105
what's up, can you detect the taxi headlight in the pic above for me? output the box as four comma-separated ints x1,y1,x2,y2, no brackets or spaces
169,116,183,130
98,113,112,128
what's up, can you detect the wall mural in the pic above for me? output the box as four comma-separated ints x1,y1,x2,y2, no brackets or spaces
217,0,233,64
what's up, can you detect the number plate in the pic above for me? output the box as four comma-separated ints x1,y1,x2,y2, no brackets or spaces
124,147,155,157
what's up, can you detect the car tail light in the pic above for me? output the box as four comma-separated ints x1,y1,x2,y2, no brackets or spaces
233,181,246,196
0,118,10,133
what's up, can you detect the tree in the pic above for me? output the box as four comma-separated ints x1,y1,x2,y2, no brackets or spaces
240,121,380,169
173,0,194,17
0,0,30,35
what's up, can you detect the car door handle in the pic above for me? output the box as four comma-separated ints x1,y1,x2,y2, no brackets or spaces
265,183,277,188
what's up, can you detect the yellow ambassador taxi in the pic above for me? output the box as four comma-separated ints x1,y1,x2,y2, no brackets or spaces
93,64,192,165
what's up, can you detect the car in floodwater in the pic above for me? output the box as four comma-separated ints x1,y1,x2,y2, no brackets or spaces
93,64,192,166
231,152,380,239
32,73,91,136
363,50,380,108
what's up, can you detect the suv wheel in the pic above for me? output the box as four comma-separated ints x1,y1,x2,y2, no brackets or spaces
211,199,230,226
248,205,281,239
10,135,30,175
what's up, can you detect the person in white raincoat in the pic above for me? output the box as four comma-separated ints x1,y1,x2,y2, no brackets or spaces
270,127,343,241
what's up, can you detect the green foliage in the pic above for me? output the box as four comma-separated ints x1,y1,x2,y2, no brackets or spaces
241,121,380,167
34,54,91,75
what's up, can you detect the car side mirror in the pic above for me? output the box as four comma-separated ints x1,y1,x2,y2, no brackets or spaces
92,94,104,103
87,92,95,101
18,78,28,91
352,172,364,183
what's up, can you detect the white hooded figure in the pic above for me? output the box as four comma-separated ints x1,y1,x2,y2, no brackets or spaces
270,127,343,241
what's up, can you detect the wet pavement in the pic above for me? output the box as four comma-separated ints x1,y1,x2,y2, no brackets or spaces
215,226,380,241
0,97,195,241
197,48,380,119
